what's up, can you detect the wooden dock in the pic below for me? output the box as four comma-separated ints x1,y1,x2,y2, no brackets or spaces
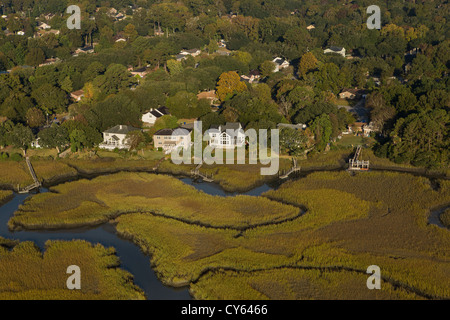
280,159,301,179
18,157,41,194
190,163,214,182
349,146,370,171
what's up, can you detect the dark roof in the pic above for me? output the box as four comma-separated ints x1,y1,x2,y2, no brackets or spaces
150,110,163,118
273,58,284,65
132,67,147,73
209,123,242,133
158,106,170,115
154,128,191,136
104,125,140,135
249,70,261,76
328,46,344,51
154,129,174,136
81,46,94,51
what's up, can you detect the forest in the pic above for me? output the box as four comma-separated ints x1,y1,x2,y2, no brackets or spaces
0,0,448,168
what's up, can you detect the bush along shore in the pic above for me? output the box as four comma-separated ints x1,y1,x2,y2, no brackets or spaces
5,170,450,300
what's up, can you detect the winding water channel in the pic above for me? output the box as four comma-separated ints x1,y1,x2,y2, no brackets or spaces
0,177,274,300
0,170,448,300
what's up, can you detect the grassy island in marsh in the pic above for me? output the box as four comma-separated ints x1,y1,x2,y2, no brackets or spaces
9,172,299,230
0,238,145,300
5,171,450,299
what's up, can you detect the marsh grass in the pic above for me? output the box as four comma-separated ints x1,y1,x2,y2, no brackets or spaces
10,172,299,230
441,209,450,228
191,268,422,300
0,190,13,205
64,158,161,174
6,170,450,300
158,159,292,192
0,239,145,300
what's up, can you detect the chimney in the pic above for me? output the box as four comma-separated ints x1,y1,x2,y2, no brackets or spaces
120,125,123,130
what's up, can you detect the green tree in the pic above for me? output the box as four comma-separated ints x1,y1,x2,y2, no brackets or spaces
24,48,45,66
310,114,332,152
38,124,69,153
26,107,45,128
10,124,34,155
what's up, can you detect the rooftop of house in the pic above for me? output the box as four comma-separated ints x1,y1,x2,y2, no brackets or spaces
154,128,191,136
145,106,170,117
210,122,243,133
71,90,84,96
327,46,345,52
104,125,141,135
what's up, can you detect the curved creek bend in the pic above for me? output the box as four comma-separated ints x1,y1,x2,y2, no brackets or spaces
0,169,448,300
0,176,274,300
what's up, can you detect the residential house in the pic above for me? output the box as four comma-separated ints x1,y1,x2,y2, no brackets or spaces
142,107,170,126
153,128,192,154
351,122,365,134
38,58,60,67
197,90,218,105
74,46,94,56
272,57,290,72
31,137,42,149
131,67,150,78
207,123,245,149
17,31,25,36
324,46,346,57
99,125,141,150
38,22,51,30
176,49,201,61
339,88,367,100
363,122,376,137
70,90,85,102
241,70,261,84
306,24,315,30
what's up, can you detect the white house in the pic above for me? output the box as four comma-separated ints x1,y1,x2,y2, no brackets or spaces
153,128,192,154
272,57,290,72
142,107,170,126
207,123,245,149
324,46,346,57
38,22,51,30
99,125,141,150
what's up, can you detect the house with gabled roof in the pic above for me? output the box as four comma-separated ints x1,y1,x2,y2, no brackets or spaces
272,57,290,72
142,107,170,126
324,46,346,57
99,125,141,150
153,128,192,154
207,123,245,149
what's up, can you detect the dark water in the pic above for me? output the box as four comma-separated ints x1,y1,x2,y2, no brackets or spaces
0,179,272,300
428,206,450,230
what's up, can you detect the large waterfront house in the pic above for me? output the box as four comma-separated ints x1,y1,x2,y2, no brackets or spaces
208,123,245,149
99,125,141,150
142,107,170,126
153,128,192,154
